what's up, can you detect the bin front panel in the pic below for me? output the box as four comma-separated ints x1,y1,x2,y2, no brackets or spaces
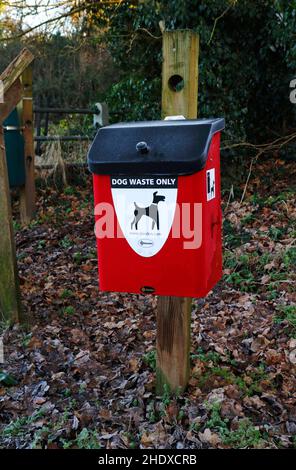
93,131,222,298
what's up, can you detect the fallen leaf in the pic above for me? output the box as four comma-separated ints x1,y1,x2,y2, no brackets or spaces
251,335,270,353
198,428,221,445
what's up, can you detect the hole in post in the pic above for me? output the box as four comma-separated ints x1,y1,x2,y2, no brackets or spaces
168,74,184,92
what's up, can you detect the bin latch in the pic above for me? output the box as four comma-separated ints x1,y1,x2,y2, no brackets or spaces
136,141,149,154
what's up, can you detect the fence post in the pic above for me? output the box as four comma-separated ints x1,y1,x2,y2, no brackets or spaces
20,65,36,225
0,128,22,323
0,48,34,322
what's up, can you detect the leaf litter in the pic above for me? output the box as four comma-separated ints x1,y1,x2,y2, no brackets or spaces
0,160,295,449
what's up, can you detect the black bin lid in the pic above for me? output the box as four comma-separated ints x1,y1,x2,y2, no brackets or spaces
88,118,225,176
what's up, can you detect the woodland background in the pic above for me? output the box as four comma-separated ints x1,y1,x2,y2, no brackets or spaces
1,1,296,149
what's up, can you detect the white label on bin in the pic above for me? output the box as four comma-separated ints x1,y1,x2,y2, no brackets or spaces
111,177,178,257
206,168,215,201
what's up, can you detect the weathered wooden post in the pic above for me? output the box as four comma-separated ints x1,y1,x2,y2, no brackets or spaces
0,129,22,323
20,64,36,225
0,48,34,322
156,30,199,393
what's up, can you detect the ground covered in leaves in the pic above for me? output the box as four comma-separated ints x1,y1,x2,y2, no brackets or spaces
0,159,295,449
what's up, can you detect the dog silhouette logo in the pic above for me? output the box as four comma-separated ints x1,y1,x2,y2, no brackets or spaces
131,191,166,230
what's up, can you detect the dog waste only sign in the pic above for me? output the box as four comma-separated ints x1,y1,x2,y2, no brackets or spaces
111,177,178,257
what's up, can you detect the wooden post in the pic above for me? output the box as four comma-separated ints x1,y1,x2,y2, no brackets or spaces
156,30,199,394
161,30,199,119
0,48,34,322
0,128,22,323
20,65,36,224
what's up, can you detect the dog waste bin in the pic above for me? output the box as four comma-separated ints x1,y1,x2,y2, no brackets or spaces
3,108,26,188
88,118,225,298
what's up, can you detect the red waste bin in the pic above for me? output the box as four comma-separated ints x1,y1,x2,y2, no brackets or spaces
88,118,225,298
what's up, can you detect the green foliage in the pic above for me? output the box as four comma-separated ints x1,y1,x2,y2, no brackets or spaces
1,409,46,438
191,348,221,365
224,251,257,292
274,304,296,337
223,207,296,295
59,236,72,249
2,1,294,147
92,0,296,145
106,76,161,122
1,1,295,147
62,306,75,316
146,400,157,423
205,402,263,448
22,333,32,348
60,289,74,299
223,220,251,249
206,401,229,433
13,221,21,232
143,349,156,370
283,247,296,268
161,383,172,406
73,428,101,449
222,418,263,448
269,226,285,241
195,355,269,397
2,417,31,438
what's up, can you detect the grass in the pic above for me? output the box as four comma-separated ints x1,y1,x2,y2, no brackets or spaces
146,400,157,423
205,401,228,433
